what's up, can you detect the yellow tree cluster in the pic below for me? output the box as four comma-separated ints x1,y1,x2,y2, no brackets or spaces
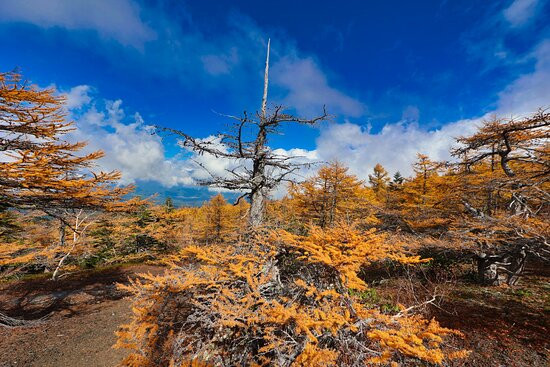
374,110,549,284
0,71,128,211
288,162,378,228
107,194,249,255
115,222,467,366
0,192,252,278
0,70,134,279
196,194,249,243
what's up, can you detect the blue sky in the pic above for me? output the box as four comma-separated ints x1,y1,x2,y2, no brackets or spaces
0,0,549,194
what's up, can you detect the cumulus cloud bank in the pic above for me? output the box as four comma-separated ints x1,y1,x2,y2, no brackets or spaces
67,95,192,187
64,34,549,193
315,119,479,178
64,86,316,195
313,38,550,179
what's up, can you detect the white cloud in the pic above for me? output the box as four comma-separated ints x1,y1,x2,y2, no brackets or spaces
497,40,550,114
64,85,91,110
503,0,541,27
314,118,480,178
180,136,243,184
0,0,155,47
272,56,366,117
313,38,550,179
67,87,192,186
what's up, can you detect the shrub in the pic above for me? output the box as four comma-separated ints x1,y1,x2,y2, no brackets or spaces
116,223,468,366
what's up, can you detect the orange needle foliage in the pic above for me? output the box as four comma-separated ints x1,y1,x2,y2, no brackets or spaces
0,71,130,211
0,71,136,277
288,162,379,228
115,223,467,366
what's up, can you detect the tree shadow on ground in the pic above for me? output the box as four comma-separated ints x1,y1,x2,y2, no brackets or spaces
0,264,164,320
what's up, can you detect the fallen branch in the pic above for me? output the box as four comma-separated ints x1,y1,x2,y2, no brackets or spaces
394,295,437,318
0,311,50,328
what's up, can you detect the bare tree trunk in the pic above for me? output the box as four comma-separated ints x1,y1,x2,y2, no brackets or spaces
160,38,327,228
249,187,265,227
248,39,271,228
59,219,66,248
52,210,93,280
261,39,270,118
52,244,75,280
477,249,527,286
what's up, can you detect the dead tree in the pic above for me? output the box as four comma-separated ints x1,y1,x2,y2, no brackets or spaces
159,39,328,227
452,110,549,284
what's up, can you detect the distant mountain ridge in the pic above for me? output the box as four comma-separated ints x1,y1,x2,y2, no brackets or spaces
130,180,241,207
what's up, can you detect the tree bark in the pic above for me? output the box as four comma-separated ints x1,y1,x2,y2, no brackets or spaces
59,220,66,248
247,38,270,228
477,249,527,286
249,187,265,227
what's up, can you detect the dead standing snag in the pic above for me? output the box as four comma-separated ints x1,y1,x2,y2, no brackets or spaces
157,39,329,227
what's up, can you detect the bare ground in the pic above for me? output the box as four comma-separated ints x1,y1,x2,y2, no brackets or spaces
0,265,164,367
373,261,550,366
0,263,548,367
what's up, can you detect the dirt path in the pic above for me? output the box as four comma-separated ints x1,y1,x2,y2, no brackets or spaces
1,263,548,366
0,265,165,367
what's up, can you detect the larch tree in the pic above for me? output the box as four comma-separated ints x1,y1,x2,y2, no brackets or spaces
368,163,390,194
289,162,377,228
199,193,233,243
158,40,328,227
402,153,443,209
453,110,549,217
368,163,391,205
0,71,128,212
450,110,549,285
0,71,133,282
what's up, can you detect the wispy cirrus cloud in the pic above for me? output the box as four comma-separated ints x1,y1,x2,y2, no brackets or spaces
497,40,550,114
461,0,547,73
0,0,156,48
0,0,366,120
503,0,542,27
135,11,366,117
271,56,366,117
